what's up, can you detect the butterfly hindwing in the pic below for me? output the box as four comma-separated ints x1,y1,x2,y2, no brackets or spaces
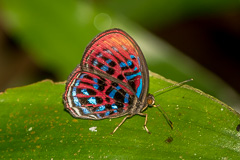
63,65,136,119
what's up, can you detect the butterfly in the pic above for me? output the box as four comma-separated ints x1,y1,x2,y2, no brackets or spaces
62,28,191,134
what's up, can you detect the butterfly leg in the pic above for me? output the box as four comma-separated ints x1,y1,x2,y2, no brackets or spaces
111,115,133,134
138,113,151,134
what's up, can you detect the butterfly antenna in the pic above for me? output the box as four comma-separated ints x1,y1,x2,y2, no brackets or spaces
154,102,173,129
152,78,193,129
153,78,193,94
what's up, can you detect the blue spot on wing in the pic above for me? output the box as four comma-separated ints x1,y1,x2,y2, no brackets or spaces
106,59,112,64
88,97,97,105
130,55,136,59
73,97,81,107
109,86,121,98
109,89,117,98
126,72,142,80
127,60,132,66
136,79,143,98
96,114,102,118
92,77,99,91
81,89,89,95
75,80,80,86
96,105,105,111
72,87,77,96
101,65,109,71
93,84,99,90
93,59,98,66
80,74,86,79
111,104,118,109
105,111,110,116
82,107,90,114
134,66,138,71
116,86,121,90
124,93,129,103
93,78,98,83
120,62,127,68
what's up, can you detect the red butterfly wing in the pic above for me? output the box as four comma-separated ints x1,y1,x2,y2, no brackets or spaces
63,64,135,119
63,29,149,119
81,29,149,100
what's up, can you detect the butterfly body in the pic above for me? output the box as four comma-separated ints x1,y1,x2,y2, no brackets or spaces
63,28,154,133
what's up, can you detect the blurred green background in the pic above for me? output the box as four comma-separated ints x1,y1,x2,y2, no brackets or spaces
0,0,239,111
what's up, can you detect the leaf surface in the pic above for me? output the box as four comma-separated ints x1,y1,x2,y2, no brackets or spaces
0,72,239,159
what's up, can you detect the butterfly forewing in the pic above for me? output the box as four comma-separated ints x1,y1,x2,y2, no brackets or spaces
81,29,149,100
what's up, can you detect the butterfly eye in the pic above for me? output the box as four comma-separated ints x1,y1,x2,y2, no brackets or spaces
147,98,153,105
147,94,155,105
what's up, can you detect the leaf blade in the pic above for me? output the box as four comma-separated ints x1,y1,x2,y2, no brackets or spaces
0,73,239,159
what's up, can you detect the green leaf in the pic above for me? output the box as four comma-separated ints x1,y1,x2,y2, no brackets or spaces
1,72,239,159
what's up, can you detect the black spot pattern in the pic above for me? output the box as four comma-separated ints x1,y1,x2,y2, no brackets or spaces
97,85,105,91
120,66,128,71
117,75,124,80
106,68,115,75
109,61,116,67
105,86,113,95
105,97,110,102
84,75,93,80
128,80,136,92
96,97,103,104
105,104,112,109
115,101,124,108
86,88,97,95
77,88,96,95
111,82,118,87
128,61,134,69
114,92,124,103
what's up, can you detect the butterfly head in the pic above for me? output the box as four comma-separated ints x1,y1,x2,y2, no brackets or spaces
146,94,155,106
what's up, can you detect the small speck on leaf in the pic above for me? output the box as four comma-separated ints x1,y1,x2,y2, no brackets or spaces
72,119,78,123
165,136,173,143
89,126,97,132
28,127,33,132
